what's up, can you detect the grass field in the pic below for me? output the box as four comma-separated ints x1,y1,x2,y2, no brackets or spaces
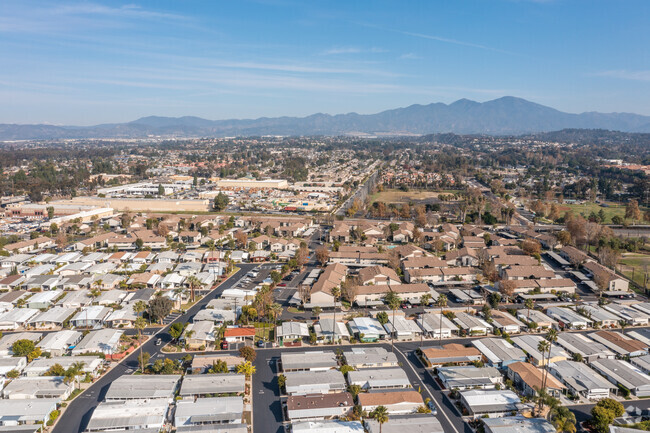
369,189,459,205
619,253,650,288
555,201,645,224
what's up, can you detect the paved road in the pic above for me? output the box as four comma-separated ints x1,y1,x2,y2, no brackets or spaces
53,263,258,433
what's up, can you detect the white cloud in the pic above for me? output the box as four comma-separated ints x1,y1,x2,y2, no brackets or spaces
595,70,650,82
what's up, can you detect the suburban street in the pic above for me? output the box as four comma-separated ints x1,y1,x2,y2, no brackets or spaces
52,263,258,433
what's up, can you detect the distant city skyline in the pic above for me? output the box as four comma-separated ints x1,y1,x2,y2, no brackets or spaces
0,0,648,125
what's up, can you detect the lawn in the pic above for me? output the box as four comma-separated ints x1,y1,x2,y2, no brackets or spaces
619,253,650,288
554,201,644,224
369,188,459,205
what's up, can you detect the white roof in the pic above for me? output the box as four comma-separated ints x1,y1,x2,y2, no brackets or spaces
292,420,365,433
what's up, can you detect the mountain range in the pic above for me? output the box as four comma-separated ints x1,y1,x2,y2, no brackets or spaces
2,96,650,141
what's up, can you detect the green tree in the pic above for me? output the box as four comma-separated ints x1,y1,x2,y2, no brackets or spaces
383,291,402,352
312,306,322,319
214,192,230,211
6,369,20,378
47,206,55,219
208,360,229,374
158,184,164,195
270,270,282,285
590,405,615,433
147,297,174,324
370,405,389,433
436,294,448,346
138,351,151,372
11,339,35,357
44,363,66,376
376,311,389,325
169,322,185,342
186,275,203,303
594,398,624,417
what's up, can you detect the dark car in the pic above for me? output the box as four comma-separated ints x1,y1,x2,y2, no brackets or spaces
257,339,266,348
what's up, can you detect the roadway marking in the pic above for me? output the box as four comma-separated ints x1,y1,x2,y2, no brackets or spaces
394,347,461,433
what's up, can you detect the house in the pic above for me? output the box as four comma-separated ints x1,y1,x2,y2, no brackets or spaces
421,344,483,367
25,290,63,310
604,303,650,326
308,263,348,307
23,356,102,377
2,376,74,400
490,310,525,334
223,327,257,344
471,338,527,369
56,288,91,308
0,356,28,377
384,315,423,341
404,268,444,284
445,247,479,267
589,330,648,357
347,367,411,390
0,308,41,330
71,328,123,355
281,351,338,372
387,283,433,304
70,305,111,328
506,361,566,397
313,318,350,343
357,266,400,286
104,304,138,328
286,392,354,421
284,370,347,396
85,400,169,432
560,246,591,266
453,312,492,336
502,266,555,281
511,335,569,366
358,390,424,414
401,256,447,271
179,374,246,399
347,317,387,342
342,347,398,369
583,261,629,292
352,285,391,306
417,312,458,339
104,374,181,402
548,360,616,400
591,358,650,397
292,420,365,433
555,332,616,363
546,307,592,330
27,306,76,330
276,322,310,344
516,309,557,330
459,389,521,418
365,415,444,433
0,332,42,356
482,417,556,433
0,399,60,427
437,366,503,390
182,321,217,350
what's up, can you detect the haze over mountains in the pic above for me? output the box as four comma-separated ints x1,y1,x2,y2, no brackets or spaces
1,96,649,141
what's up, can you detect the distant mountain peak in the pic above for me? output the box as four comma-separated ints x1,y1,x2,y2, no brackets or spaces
1,96,649,140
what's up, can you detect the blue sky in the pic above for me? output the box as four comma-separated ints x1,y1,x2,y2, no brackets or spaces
0,0,648,125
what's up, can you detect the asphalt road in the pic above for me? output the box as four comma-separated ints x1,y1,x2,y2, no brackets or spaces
52,263,258,433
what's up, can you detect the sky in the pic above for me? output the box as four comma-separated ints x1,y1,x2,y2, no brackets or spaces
0,0,648,125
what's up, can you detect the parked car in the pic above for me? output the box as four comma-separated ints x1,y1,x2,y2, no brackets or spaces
427,400,438,416
221,341,229,350
257,339,266,348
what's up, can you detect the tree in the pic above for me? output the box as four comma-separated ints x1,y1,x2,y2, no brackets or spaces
44,363,66,376
138,351,151,372
370,405,389,433
498,280,516,302
488,292,501,309
234,230,248,249
383,291,402,352
347,384,362,399
521,239,542,256
270,271,282,285
169,322,185,341
239,346,257,362
147,297,174,324
269,303,282,344
590,405,616,433
6,369,20,379
213,192,229,211
536,340,550,414
331,286,341,344
208,360,229,374
315,247,330,266
295,246,309,268
436,294,448,346
625,199,642,222
236,360,256,379
551,406,577,433
524,298,534,321
312,306,322,319
135,238,144,250
556,230,571,246
186,275,202,303
595,398,624,417
47,206,55,219
133,300,147,318
376,311,389,325
482,304,492,320
134,316,147,369
11,339,35,357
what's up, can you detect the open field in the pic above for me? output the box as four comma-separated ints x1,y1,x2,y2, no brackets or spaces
620,253,650,288
555,201,646,224
369,188,459,205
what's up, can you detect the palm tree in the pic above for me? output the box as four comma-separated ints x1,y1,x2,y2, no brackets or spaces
619,319,629,335
331,286,341,344
370,405,389,433
543,329,558,390
436,294,448,346
269,303,282,345
236,361,256,379
383,291,402,352
185,275,202,303
134,317,147,372
536,339,550,414
524,298,534,321
133,300,147,318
